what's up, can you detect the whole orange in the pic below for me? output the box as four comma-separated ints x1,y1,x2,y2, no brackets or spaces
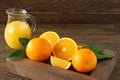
72,48,97,73
26,38,51,61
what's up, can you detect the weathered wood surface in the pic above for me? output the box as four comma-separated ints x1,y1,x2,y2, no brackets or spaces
90,49,117,80
6,49,117,80
1,0,120,12
6,59,95,80
0,24,120,80
1,0,120,24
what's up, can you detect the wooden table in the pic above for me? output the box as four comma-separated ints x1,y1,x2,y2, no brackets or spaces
0,24,120,80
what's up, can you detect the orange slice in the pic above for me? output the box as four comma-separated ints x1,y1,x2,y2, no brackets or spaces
39,31,60,50
53,37,77,61
50,56,71,69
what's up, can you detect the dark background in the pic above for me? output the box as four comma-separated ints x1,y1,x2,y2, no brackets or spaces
1,0,120,24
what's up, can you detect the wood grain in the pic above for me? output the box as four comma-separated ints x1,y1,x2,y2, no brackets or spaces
2,12,120,24
1,0,120,24
6,49,117,80
6,59,95,80
1,0,120,12
91,49,117,80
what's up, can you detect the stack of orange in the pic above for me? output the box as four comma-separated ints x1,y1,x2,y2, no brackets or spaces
39,31,77,69
26,31,97,73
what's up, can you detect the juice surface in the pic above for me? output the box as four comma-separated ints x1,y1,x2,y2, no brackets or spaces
4,21,31,49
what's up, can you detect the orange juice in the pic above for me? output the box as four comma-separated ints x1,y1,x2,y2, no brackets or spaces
4,21,31,49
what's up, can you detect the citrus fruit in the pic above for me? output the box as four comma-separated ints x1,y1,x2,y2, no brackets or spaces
53,37,77,61
39,31,60,50
4,21,31,49
26,38,51,61
50,56,71,69
72,48,97,73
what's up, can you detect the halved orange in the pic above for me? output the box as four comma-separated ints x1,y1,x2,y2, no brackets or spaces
39,31,60,50
50,56,71,69
53,37,77,61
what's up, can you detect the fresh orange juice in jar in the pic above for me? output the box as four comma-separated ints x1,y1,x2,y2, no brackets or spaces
4,8,36,49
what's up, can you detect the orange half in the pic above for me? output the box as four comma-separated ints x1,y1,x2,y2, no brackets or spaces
53,37,77,61
39,31,60,50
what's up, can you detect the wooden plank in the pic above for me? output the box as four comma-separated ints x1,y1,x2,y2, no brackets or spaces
90,49,117,80
1,0,120,24
6,59,95,80
31,12,120,24
1,0,120,12
2,12,120,24
6,49,117,80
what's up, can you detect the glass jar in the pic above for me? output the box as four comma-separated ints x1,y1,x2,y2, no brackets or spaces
4,8,36,49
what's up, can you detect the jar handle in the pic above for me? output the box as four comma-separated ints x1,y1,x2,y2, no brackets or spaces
26,14,36,33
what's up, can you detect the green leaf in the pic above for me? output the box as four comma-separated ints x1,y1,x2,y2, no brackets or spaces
19,38,30,48
8,50,26,60
84,45,113,60
96,53,113,60
84,45,104,54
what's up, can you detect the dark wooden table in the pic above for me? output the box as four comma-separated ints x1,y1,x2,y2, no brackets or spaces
0,24,120,80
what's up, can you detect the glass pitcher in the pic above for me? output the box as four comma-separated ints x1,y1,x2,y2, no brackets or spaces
4,8,36,49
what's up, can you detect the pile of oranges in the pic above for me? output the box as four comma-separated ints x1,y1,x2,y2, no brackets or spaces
26,31,97,73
